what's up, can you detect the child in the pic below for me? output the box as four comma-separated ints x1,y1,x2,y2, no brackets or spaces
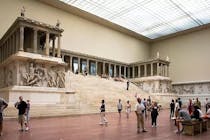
99,100,108,125
117,99,123,118
126,100,131,119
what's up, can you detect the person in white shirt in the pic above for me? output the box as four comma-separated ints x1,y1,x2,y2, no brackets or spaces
135,98,147,133
117,99,123,118
175,99,180,118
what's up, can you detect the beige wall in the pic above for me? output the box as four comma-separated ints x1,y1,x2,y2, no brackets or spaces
0,0,149,63
151,29,210,83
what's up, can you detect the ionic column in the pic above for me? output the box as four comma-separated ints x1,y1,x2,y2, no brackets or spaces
19,26,24,51
151,63,153,76
57,34,61,58
45,32,50,56
132,66,135,78
12,34,16,54
119,65,121,78
33,29,38,53
167,65,169,77
124,66,126,78
8,37,11,56
52,37,56,57
78,58,80,73
138,65,140,77
114,64,116,77
103,62,105,75
86,59,89,74
108,63,111,76
95,61,98,75
157,63,160,76
15,30,19,53
144,64,147,77
128,67,130,78
70,56,73,71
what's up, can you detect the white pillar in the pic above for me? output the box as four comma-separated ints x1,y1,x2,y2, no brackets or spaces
57,34,61,58
33,29,38,53
45,32,49,56
19,26,24,51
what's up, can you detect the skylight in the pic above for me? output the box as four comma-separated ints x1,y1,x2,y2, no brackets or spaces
60,0,210,39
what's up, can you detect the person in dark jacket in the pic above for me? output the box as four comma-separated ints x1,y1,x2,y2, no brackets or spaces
151,102,159,127
170,99,175,118
15,96,27,131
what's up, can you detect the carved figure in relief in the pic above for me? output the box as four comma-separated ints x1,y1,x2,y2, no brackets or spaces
7,70,13,86
56,71,65,88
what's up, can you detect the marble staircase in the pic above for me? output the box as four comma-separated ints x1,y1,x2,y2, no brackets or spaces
5,73,151,118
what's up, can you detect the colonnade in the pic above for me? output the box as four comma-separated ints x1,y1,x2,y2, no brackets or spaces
0,17,63,64
62,52,170,78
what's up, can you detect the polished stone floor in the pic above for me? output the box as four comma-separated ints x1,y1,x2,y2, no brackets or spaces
1,109,210,140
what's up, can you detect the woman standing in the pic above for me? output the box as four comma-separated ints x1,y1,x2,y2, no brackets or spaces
126,100,131,119
151,102,159,127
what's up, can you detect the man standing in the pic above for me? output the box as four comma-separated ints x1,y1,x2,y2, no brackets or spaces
135,98,147,133
15,96,27,131
0,98,8,136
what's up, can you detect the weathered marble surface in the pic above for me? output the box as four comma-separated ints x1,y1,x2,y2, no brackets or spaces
132,76,172,94
0,52,66,88
172,81,210,95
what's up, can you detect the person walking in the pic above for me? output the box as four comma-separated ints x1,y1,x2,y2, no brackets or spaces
15,96,28,131
126,81,130,90
135,98,147,133
0,97,8,136
99,100,108,125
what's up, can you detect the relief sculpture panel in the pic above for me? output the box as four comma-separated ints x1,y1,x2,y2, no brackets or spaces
20,62,65,88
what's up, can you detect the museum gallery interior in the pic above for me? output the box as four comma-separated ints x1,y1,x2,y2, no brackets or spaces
0,0,210,120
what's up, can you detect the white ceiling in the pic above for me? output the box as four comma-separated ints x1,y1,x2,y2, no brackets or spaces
60,0,210,39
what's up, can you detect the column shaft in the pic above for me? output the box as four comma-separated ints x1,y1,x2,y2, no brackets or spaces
114,64,116,77
144,64,147,77
151,63,153,76
19,26,24,51
124,66,126,78
95,61,98,75
119,65,121,78
103,62,105,75
78,58,80,73
45,32,49,56
132,66,135,78
33,29,38,53
57,35,61,57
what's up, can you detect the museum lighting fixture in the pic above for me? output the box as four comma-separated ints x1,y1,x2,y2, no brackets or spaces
60,0,210,39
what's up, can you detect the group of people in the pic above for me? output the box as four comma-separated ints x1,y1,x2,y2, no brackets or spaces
170,97,210,134
99,96,160,133
0,96,30,136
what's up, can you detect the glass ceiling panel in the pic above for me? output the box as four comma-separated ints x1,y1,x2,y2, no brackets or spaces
60,0,210,39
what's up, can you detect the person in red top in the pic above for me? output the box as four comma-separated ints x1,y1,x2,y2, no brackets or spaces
188,99,193,115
